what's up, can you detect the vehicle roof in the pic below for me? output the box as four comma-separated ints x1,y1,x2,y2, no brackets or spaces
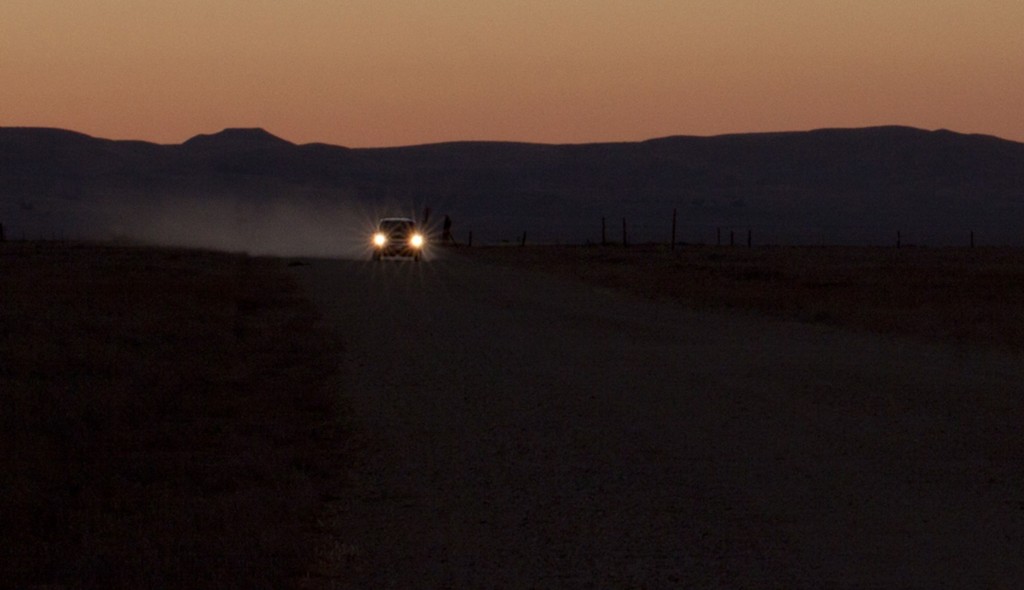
378,217,416,223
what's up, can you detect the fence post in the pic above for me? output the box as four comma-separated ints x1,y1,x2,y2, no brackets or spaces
622,218,628,248
730,230,734,247
671,208,677,250
468,231,473,247
747,229,752,248
520,231,527,247
0,222,5,242
897,230,901,249
717,227,721,246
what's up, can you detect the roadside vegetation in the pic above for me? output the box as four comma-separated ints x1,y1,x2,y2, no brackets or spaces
0,241,347,589
469,244,1024,350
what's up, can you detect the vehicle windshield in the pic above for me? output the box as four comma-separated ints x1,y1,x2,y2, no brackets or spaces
379,220,415,234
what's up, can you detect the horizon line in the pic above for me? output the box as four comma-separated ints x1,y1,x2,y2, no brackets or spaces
1,123,1020,150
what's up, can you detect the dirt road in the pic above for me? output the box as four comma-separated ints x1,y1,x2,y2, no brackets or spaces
293,251,1023,588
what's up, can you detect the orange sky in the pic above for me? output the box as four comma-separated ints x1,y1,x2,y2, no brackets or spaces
3,1,1023,147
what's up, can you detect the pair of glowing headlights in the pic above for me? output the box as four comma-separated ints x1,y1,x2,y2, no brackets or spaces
373,232,425,248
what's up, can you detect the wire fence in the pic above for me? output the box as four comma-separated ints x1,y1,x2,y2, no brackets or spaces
449,214,1019,249
2,205,1021,250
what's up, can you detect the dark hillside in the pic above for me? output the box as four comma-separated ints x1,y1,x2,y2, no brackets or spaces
2,126,1023,246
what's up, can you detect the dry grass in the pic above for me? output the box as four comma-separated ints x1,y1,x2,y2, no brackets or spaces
0,241,347,589
466,244,1024,350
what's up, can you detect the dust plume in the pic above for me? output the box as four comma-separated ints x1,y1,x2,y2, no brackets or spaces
97,193,382,259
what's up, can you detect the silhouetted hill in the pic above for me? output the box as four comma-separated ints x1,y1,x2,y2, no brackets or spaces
2,126,1023,246
183,128,295,150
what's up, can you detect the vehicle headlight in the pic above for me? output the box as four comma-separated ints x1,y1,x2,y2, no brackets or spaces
373,233,387,247
410,233,425,248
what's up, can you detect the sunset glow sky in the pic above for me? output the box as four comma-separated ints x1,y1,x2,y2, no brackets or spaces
3,1,1023,147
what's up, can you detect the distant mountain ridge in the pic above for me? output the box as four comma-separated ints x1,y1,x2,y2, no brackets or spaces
2,125,1023,246
182,128,295,149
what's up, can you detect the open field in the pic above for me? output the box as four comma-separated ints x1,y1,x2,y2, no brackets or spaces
294,251,1024,587
464,244,1024,351
5,240,1022,587
0,242,347,589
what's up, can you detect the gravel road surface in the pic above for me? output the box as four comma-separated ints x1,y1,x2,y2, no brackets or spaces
293,251,1024,589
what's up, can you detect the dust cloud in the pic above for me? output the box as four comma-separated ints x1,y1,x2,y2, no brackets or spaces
97,193,385,259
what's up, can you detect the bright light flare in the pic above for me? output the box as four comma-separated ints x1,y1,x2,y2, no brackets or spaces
410,233,425,248
373,232,387,246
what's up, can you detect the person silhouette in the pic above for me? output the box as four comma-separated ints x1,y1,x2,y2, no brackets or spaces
442,215,453,245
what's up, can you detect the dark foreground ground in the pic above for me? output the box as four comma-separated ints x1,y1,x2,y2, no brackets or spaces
464,244,1024,351
0,241,348,589
4,241,1023,588
296,246,1024,588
